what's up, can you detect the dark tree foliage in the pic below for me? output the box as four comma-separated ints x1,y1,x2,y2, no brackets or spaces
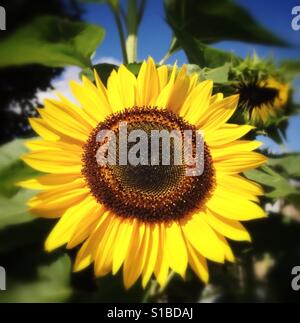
0,0,82,144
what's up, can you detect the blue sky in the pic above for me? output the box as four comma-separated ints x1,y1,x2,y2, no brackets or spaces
81,0,300,152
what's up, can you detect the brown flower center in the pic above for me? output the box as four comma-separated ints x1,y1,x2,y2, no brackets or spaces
82,107,215,223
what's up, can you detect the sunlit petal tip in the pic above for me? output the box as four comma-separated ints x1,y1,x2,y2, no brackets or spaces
44,238,58,253
15,180,24,188
227,253,236,263
247,234,252,243
147,56,156,66
20,153,30,164
254,141,264,149
69,79,81,94
81,75,91,84
204,79,213,87
93,68,104,85
73,258,90,273
118,64,135,77
180,64,187,74
228,93,240,104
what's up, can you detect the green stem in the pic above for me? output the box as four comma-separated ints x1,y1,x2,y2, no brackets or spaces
142,271,176,303
126,34,138,64
138,0,147,24
110,4,128,64
158,271,176,294
142,280,158,303
159,51,172,66
159,37,177,65
126,0,139,63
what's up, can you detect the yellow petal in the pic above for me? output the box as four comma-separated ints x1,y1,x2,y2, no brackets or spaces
155,63,178,108
94,215,120,276
73,211,110,272
56,92,98,128
70,77,111,122
157,65,169,90
210,93,223,104
112,218,135,275
21,150,82,174
181,213,225,263
211,140,263,161
154,224,169,287
142,223,159,287
203,209,251,242
215,233,235,262
214,151,267,174
123,221,148,289
107,70,123,112
216,172,263,200
198,95,239,132
188,73,199,93
205,124,254,146
39,100,90,140
186,239,209,283
207,192,266,221
45,97,95,131
29,184,89,214
45,196,97,251
67,203,105,249
18,173,82,191
183,80,213,124
137,57,159,106
29,118,60,141
107,65,136,112
166,72,190,113
165,221,188,278
25,139,82,154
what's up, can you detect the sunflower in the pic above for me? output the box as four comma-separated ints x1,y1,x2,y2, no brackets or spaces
236,77,289,124
20,57,266,289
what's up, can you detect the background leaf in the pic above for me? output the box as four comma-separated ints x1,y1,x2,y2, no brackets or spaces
0,139,40,247
173,28,240,68
0,16,105,68
268,154,300,179
204,63,231,84
0,139,39,197
245,165,299,199
164,0,287,49
0,253,72,303
280,60,300,78
0,189,36,231
93,63,118,85
79,0,119,10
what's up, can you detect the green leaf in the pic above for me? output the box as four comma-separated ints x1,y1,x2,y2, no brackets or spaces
173,28,240,68
79,0,119,10
126,62,142,76
0,16,105,68
93,63,118,85
0,139,28,171
0,139,39,231
71,272,144,303
204,63,231,84
164,0,287,47
0,254,72,303
268,154,300,179
86,63,141,85
186,63,231,84
80,67,95,82
280,60,300,77
0,218,52,253
0,189,36,231
0,139,39,197
245,165,299,199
